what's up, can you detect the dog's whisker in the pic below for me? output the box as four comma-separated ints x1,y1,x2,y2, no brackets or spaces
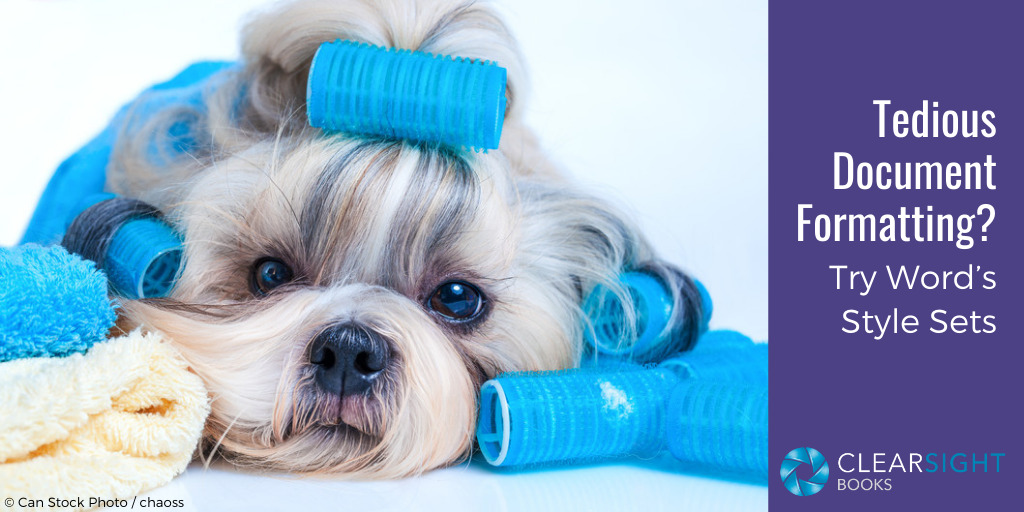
98,0,688,479
202,408,246,469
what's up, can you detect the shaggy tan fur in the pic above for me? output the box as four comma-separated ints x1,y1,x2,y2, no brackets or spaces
108,0,693,478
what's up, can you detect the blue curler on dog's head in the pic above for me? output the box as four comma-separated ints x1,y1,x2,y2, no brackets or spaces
307,40,507,151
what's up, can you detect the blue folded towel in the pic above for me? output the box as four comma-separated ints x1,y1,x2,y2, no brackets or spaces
0,244,116,362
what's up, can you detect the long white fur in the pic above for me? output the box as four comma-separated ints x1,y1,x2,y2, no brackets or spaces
110,0,674,478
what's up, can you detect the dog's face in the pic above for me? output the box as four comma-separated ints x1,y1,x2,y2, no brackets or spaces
127,137,592,477
107,0,697,478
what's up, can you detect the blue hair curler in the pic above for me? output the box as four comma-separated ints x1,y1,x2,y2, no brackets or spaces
65,194,183,299
667,380,768,476
583,273,711,360
476,330,768,476
105,218,183,299
307,40,507,151
477,364,676,467
661,330,768,384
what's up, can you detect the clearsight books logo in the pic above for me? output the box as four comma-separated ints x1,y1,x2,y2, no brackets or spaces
781,447,830,496
780,447,1005,496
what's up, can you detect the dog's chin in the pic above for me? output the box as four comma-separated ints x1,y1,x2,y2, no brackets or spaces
336,394,384,436
204,374,476,478
290,380,388,437
261,387,393,474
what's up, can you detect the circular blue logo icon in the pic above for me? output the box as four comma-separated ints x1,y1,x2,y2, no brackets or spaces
781,447,829,496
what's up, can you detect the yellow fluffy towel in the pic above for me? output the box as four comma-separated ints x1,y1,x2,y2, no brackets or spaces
0,330,209,510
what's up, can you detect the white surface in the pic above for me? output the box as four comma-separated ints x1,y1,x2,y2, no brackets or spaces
137,458,766,512
0,0,767,510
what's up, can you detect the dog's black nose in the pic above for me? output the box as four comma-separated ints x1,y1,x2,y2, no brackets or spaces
309,323,389,396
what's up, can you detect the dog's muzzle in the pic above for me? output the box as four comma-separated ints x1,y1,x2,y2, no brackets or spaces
309,323,390,397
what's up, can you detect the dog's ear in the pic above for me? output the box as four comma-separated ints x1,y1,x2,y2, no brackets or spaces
236,0,529,137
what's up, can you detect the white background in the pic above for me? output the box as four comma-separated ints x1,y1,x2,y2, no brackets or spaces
0,0,767,510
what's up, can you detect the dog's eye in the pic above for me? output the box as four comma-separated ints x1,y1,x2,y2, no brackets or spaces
428,281,484,321
252,258,293,296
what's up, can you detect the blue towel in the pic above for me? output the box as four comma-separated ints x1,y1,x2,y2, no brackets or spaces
0,245,117,362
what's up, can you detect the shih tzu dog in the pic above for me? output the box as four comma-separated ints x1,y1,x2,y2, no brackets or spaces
90,0,704,478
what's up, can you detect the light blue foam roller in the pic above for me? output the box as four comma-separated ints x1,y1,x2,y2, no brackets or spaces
477,364,677,467
307,40,507,151
667,380,768,476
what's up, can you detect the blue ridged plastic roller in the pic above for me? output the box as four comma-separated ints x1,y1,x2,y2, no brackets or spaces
307,40,507,151
477,364,677,467
667,380,768,475
104,218,182,299
661,330,768,385
583,272,712,360
65,194,183,299
476,330,768,476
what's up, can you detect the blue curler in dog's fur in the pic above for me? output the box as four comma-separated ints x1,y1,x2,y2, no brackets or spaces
476,330,768,476
583,272,712,361
64,194,183,300
105,218,183,299
307,40,507,151
0,244,117,362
